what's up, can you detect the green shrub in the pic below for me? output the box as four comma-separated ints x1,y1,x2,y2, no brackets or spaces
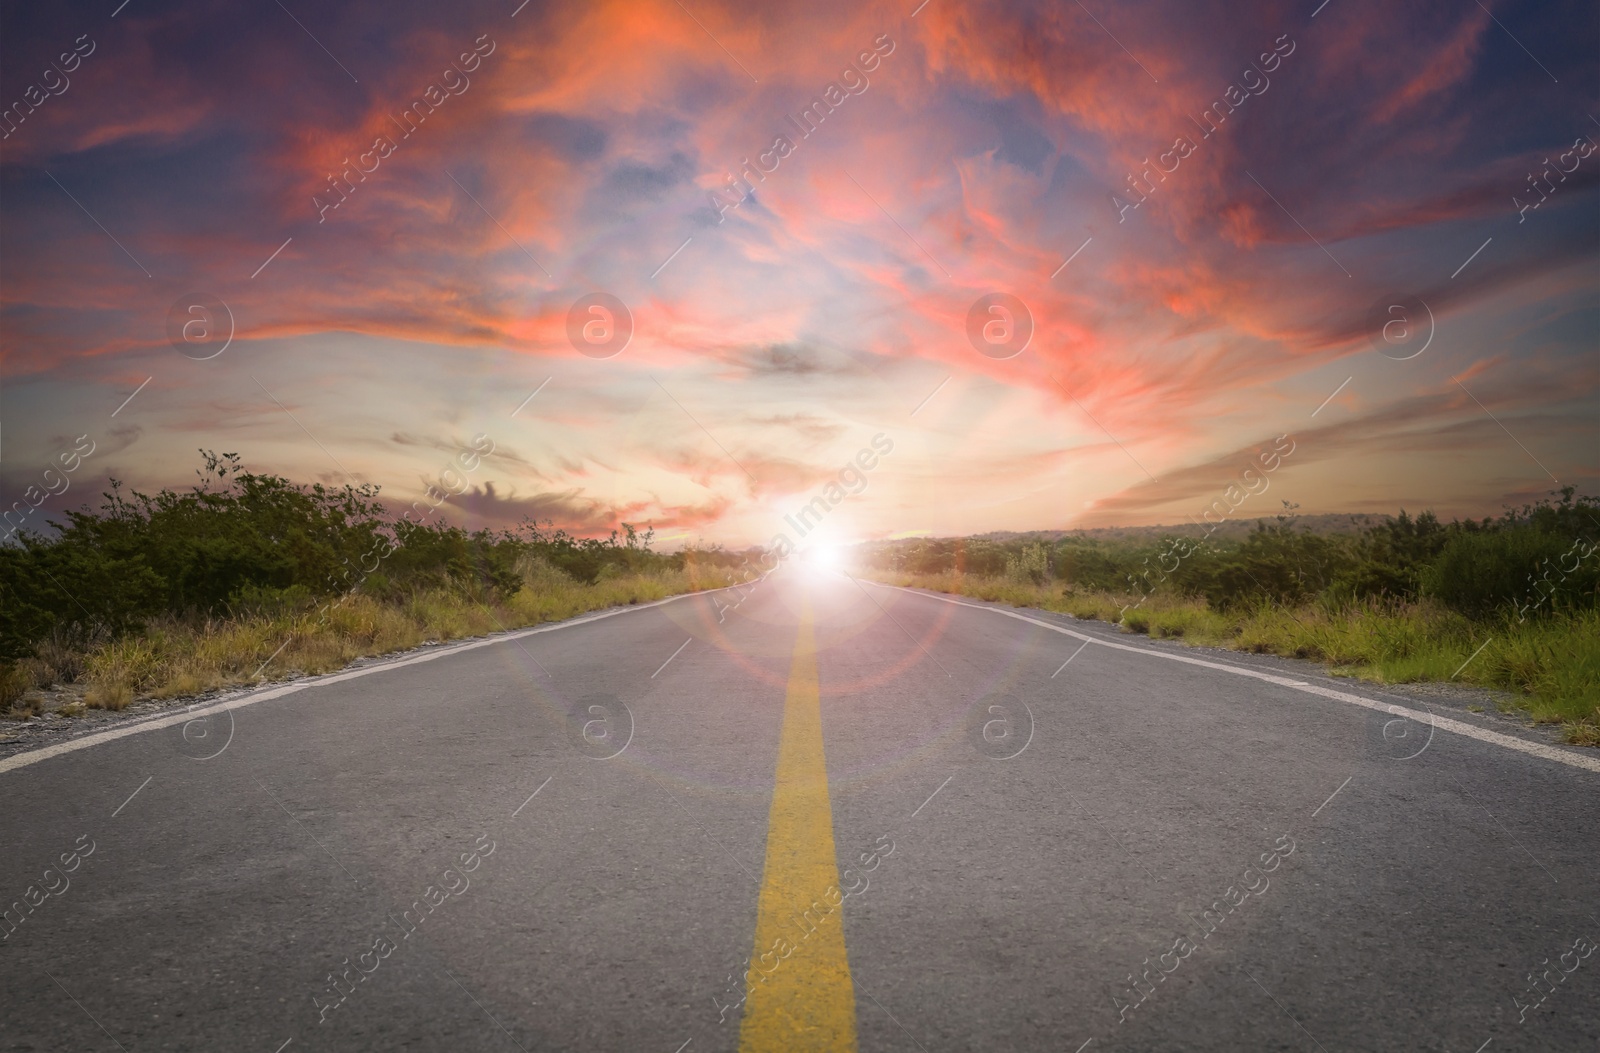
1005,542,1051,585
1423,529,1596,617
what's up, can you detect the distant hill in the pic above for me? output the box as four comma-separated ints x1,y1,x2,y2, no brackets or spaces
965,512,1393,544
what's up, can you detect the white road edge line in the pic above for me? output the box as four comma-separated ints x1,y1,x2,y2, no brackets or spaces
0,581,759,777
862,582,1600,775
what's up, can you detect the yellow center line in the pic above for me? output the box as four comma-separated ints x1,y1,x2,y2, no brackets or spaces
739,594,858,1052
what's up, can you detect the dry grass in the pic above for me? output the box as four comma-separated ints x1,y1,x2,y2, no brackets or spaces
72,562,741,713
0,665,24,701
869,571,1600,745
2,634,92,717
85,682,134,711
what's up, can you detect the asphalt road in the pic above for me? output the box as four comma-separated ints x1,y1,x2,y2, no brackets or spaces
2,568,1597,1052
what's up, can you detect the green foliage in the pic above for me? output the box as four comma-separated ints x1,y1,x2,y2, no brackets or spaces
1004,541,1051,585
1202,520,1350,608
0,450,701,668
0,545,54,664
859,488,1600,621
859,489,1600,742
1420,488,1599,618
0,528,165,659
41,451,388,618
1329,509,1451,600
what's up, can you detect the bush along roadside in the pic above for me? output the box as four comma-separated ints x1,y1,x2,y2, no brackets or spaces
0,451,751,719
857,490,1600,746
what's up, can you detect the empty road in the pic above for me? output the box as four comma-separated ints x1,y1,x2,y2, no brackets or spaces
2,568,1597,1051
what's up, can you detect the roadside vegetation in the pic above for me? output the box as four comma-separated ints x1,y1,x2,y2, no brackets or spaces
1,452,747,719
855,492,1600,745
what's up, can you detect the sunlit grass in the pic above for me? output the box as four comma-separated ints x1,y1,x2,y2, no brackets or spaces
868,570,1600,744
77,564,739,712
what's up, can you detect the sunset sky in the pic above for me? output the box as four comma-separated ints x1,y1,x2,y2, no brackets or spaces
2,0,1595,551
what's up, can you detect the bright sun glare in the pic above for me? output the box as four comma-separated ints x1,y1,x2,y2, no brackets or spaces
806,544,842,572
